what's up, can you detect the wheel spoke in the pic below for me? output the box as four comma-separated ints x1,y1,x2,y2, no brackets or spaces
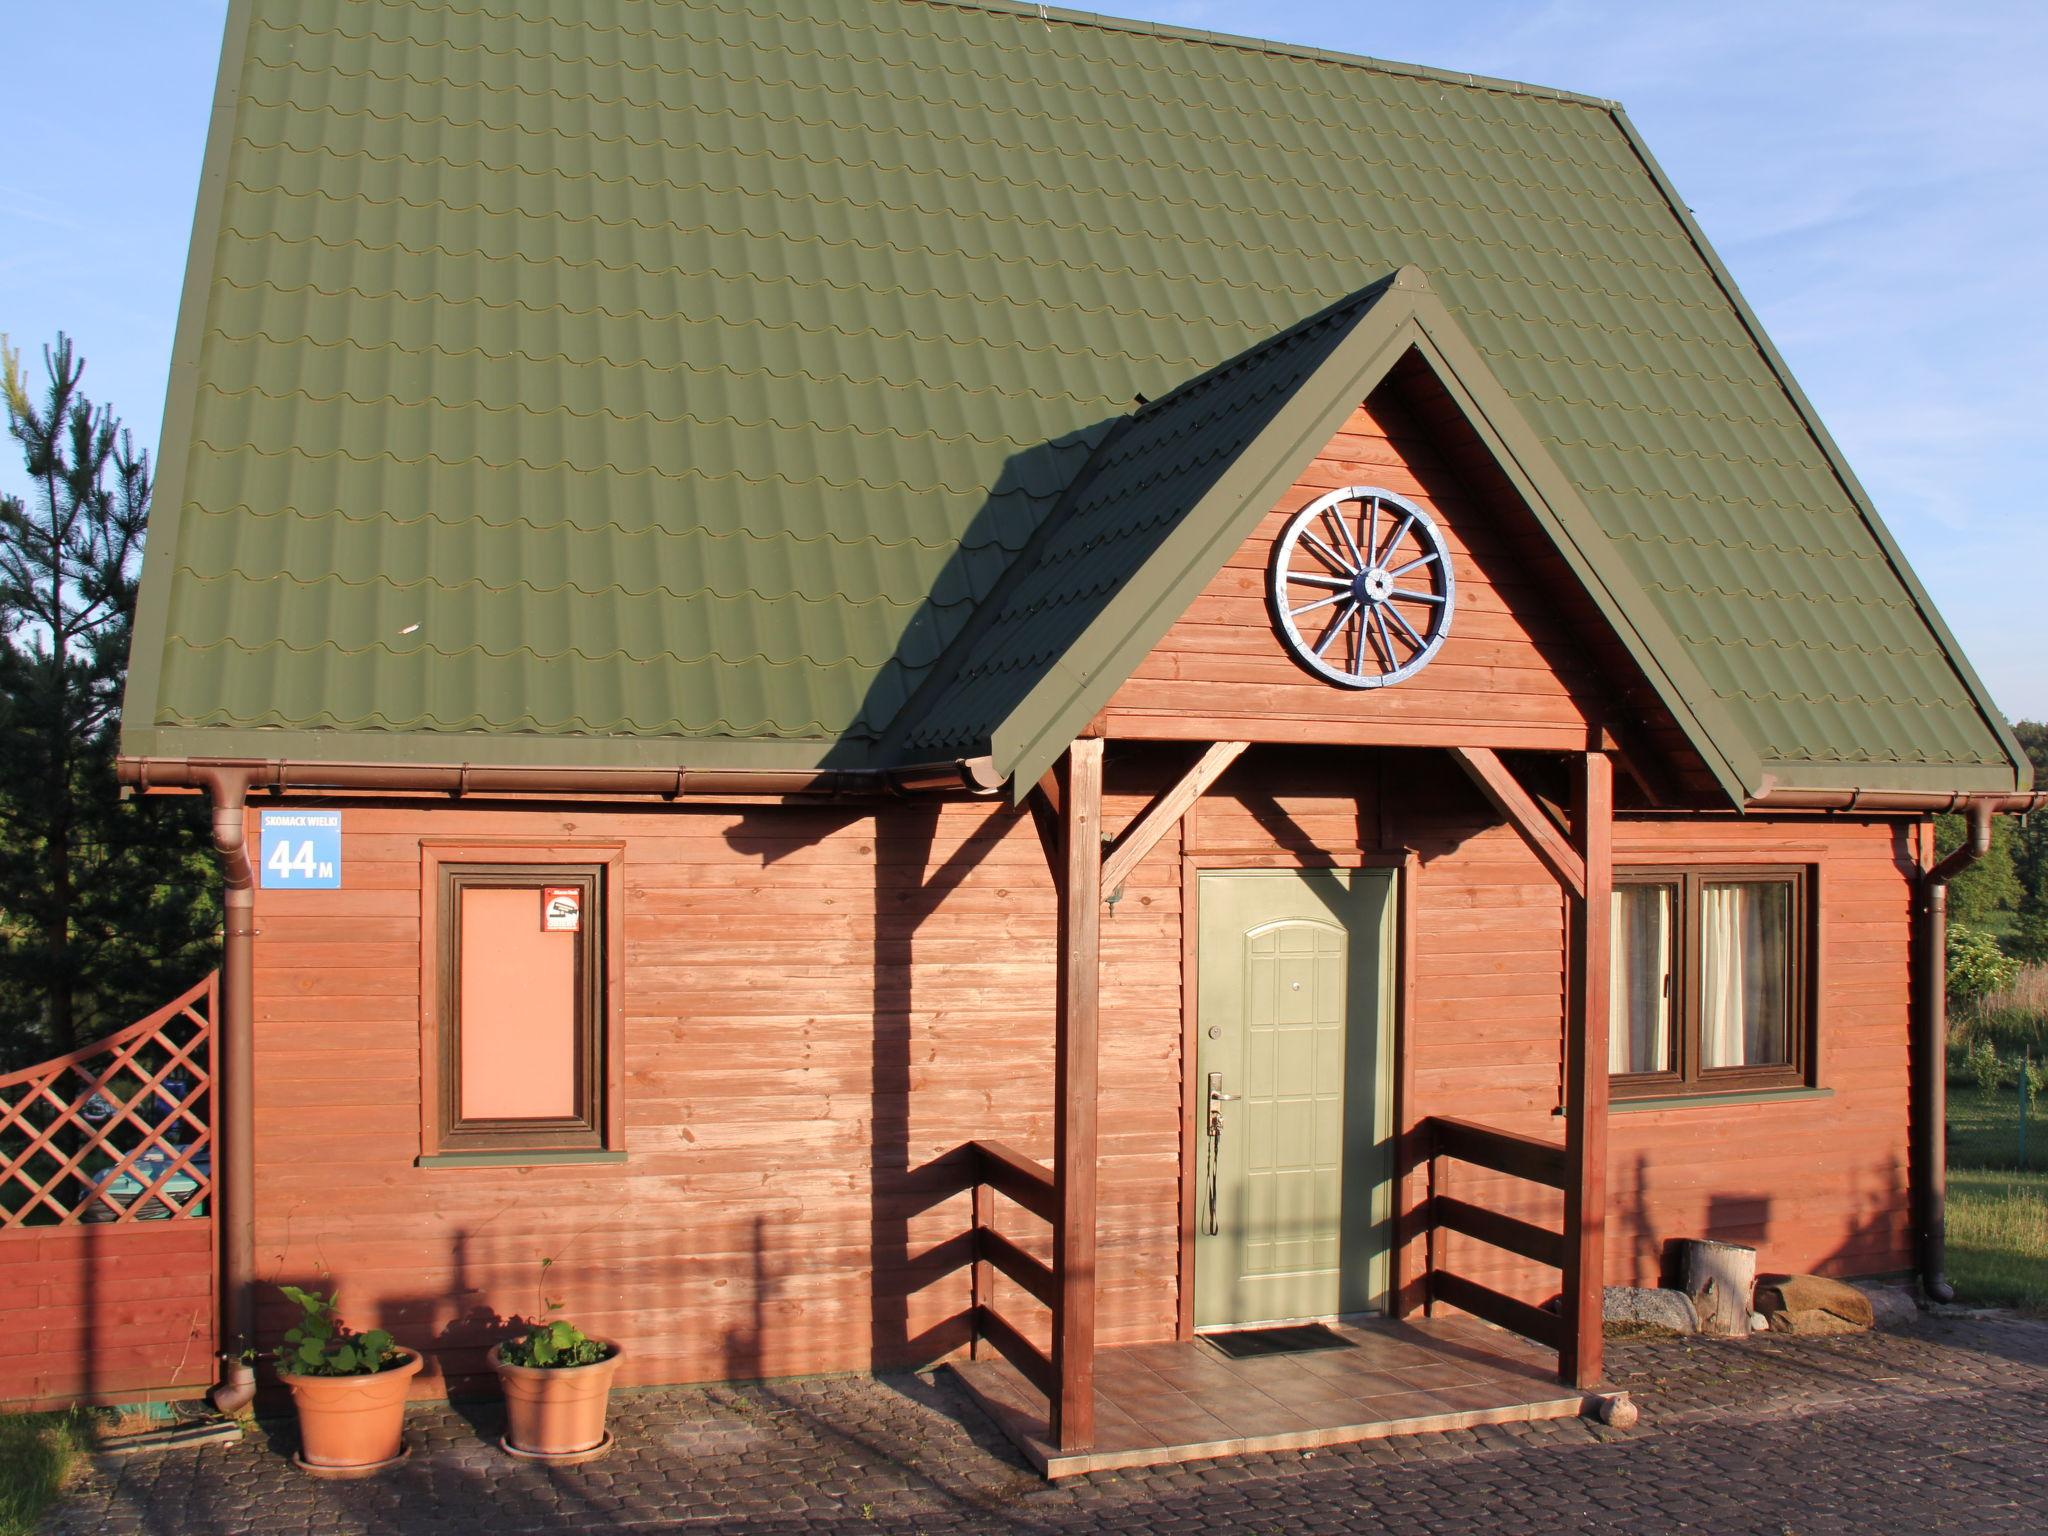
1299,530,1356,576
1371,608,1398,674
1376,511,1415,567
1359,496,1379,571
1388,587,1446,606
1311,599,1358,657
1390,551,1439,577
1289,591,1352,619
1327,503,1367,569
1286,572,1353,591
1385,603,1429,651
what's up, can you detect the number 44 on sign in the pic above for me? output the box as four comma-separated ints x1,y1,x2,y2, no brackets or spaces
259,811,343,889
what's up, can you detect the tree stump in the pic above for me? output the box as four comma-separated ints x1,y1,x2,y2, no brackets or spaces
1678,1238,1756,1337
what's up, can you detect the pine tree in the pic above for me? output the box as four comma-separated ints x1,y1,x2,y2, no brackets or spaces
0,335,218,1067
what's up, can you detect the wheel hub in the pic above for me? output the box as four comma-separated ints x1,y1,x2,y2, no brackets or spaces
1355,567,1395,604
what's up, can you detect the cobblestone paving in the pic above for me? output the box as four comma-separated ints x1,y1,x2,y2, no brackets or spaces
48,1313,2048,1535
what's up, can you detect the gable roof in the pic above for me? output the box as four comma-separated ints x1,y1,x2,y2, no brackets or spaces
896,267,1762,799
122,0,2029,797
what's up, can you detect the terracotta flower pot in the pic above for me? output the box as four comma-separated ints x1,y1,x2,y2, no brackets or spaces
280,1348,423,1474
494,1341,624,1459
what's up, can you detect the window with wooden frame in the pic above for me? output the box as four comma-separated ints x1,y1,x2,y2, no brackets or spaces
1609,867,1814,1099
419,847,624,1161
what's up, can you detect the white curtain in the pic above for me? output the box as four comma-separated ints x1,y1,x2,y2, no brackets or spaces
1702,882,1790,1068
1609,884,1673,1073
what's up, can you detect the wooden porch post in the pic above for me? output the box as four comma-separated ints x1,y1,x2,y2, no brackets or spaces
1561,751,1612,1388
1051,737,1103,1450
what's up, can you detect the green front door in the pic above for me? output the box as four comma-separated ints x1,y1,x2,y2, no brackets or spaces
1194,869,1396,1328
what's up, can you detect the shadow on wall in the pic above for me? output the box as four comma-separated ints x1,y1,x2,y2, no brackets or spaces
1612,1152,1910,1289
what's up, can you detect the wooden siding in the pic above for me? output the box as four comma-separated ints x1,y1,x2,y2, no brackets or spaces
247,786,1186,1396
0,1224,215,1408
243,762,1915,1395
1101,388,1612,751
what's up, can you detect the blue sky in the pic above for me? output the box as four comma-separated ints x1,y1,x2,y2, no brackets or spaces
4,0,2042,720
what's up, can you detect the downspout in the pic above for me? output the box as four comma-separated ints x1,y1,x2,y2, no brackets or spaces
1915,800,1995,1305
195,767,258,1413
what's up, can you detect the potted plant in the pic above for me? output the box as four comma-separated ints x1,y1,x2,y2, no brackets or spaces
493,1260,623,1462
273,1284,422,1476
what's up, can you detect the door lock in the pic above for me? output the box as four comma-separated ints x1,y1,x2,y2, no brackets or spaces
1206,1071,1239,1138
1204,1072,1240,1237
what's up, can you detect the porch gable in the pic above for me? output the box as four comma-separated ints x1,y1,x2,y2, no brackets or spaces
896,268,1757,805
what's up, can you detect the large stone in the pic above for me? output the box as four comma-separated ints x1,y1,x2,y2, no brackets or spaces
1767,1308,1865,1337
1850,1281,1920,1328
1754,1274,1875,1330
1603,1286,1699,1335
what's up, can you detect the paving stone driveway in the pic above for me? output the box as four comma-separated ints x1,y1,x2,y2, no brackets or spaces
49,1313,2048,1535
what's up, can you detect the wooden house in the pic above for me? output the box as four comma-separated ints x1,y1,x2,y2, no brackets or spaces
102,0,2039,1461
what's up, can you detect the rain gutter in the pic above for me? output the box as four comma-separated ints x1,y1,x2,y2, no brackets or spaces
117,755,1006,800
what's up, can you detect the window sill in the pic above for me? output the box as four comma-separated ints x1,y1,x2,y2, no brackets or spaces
415,1149,628,1169
1610,1086,1833,1113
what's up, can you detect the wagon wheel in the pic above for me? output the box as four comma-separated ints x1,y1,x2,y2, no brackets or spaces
1268,485,1457,689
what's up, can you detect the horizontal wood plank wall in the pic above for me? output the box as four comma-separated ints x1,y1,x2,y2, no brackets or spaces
1100,387,1610,750
245,774,1913,1396
1191,768,1916,1312
1605,817,1916,1284
246,784,1186,1397
0,1224,214,1408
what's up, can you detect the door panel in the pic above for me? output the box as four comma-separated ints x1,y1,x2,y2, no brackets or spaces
1194,869,1394,1328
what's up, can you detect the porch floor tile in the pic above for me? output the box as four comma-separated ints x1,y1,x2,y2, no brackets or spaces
948,1315,1592,1478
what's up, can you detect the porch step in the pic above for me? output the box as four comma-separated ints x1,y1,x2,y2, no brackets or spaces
948,1316,1592,1478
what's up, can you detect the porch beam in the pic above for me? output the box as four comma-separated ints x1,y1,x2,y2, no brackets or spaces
1051,737,1104,1451
1451,747,1586,899
1560,751,1613,1389
1026,770,1063,876
1100,741,1248,898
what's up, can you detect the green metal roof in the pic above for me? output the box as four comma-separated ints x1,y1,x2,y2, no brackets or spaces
123,0,2029,797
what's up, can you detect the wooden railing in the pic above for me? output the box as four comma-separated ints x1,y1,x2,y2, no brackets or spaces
1422,1115,1567,1351
963,1139,1058,1402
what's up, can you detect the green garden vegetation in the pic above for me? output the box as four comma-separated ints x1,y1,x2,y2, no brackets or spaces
1942,726,2048,1312
0,1409,92,1536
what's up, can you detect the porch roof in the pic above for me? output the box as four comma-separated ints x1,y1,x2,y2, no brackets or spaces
121,0,2028,800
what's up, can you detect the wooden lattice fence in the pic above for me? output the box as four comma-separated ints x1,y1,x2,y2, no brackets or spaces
0,974,219,1407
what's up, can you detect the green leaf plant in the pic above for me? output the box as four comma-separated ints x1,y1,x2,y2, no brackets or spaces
498,1255,612,1369
272,1284,404,1378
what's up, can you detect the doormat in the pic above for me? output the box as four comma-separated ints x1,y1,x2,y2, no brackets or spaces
1201,1323,1355,1361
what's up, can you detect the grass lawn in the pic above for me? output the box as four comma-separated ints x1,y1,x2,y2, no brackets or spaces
1947,1082,2048,1312
0,1410,91,1536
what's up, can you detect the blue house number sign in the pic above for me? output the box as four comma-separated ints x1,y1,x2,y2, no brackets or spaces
260,810,343,889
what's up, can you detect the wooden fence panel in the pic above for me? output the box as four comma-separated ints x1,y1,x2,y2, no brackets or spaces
0,975,219,1407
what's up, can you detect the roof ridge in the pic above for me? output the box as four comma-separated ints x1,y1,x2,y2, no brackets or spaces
1125,272,1402,427
913,0,1623,113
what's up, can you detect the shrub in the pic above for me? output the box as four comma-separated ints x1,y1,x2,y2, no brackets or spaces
1949,923,2020,1005
1965,1039,2016,1093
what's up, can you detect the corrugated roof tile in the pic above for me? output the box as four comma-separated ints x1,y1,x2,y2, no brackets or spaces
125,0,2014,782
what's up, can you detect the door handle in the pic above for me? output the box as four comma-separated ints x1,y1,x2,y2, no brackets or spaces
1207,1071,1240,1103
